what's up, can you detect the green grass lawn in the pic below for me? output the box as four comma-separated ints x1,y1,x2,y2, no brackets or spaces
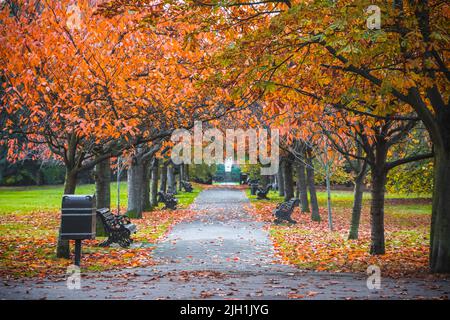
0,182,203,215
245,188,432,216
0,182,203,278
173,186,202,207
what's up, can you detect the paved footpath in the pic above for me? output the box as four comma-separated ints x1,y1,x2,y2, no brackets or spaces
1,188,449,299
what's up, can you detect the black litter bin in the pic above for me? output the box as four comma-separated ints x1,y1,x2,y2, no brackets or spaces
60,195,96,240
60,195,96,266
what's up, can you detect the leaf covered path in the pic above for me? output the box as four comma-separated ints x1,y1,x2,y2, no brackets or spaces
1,188,448,299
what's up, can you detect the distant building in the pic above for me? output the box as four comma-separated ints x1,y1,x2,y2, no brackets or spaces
214,159,241,183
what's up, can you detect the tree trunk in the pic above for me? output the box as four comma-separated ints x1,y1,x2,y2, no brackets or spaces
35,169,43,186
306,154,320,222
182,164,186,181
184,164,190,181
56,167,78,259
95,157,110,236
370,168,387,255
142,159,151,211
167,164,176,193
63,168,77,194
160,163,167,192
127,156,144,218
283,159,294,201
150,158,159,207
278,160,285,196
270,174,276,187
325,161,333,231
430,147,450,272
297,160,309,212
259,170,269,188
95,157,111,209
348,170,366,240
179,164,184,191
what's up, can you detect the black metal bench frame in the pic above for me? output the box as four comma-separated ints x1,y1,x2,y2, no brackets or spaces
96,208,137,247
158,191,178,210
273,198,300,224
256,184,272,200
181,180,193,192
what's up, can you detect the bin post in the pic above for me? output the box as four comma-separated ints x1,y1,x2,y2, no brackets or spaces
74,239,82,267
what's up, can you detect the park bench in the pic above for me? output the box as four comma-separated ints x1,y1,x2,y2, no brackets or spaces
248,179,259,195
273,198,300,224
249,182,259,195
96,208,137,248
181,180,193,192
158,191,178,210
256,184,272,200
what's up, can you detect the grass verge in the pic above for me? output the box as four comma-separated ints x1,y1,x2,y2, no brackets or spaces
0,183,204,279
245,188,438,278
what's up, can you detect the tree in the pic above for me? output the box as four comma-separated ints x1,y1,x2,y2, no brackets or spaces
323,106,432,251
1,0,151,257
165,0,448,271
280,0,449,272
1,0,239,257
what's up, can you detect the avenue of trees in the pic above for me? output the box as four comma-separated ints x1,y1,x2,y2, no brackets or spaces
0,0,448,273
